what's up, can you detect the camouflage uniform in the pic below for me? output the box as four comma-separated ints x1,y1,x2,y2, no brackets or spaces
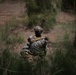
21,26,48,57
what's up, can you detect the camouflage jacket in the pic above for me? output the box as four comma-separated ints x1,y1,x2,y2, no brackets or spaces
27,35,48,55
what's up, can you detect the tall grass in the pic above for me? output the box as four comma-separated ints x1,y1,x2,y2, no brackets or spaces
0,18,24,45
50,46,76,75
24,0,57,30
44,13,56,31
0,48,33,75
0,48,50,75
49,32,76,75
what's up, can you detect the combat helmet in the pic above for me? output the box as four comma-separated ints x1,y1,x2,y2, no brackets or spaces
34,26,43,34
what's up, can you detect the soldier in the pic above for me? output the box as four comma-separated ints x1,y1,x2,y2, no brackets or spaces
20,26,48,58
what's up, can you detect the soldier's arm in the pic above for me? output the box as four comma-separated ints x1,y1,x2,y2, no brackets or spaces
33,37,44,42
27,37,43,43
31,36,48,43
28,35,48,43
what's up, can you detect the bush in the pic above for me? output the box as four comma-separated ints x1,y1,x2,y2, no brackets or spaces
24,0,57,30
27,14,38,28
26,12,56,31
44,13,56,31
0,48,32,75
50,48,76,75
24,0,38,15
49,32,76,75
0,47,50,75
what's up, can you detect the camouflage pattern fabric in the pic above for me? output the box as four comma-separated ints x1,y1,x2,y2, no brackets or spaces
30,39,47,56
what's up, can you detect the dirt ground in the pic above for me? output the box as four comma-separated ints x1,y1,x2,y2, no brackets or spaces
0,1,25,25
56,12,75,23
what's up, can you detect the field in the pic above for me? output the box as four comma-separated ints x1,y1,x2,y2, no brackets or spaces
0,0,76,75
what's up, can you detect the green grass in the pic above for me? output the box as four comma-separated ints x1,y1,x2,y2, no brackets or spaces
5,17,19,31
0,48,32,75
0,17,24,44
49,29,76,75
50,47,76,75
24,0,57,31
0,47,50,75
0,18,27,75
44,13,56,31
27,12,56,31
6,35,24,45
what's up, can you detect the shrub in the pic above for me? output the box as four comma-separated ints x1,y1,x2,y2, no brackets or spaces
24,0,38,15
24,0,57,30
44,13,56,31
50,48,76,75
49,32,76,75
0,48,32,75
27,14,38,28
0,47,50,75
32,57,50,75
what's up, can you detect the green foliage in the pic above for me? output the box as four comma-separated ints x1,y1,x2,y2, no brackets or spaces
62,0,76,12
0,17,19,42
0,48,32,75
0,47,50,75
6,18,19,31
20,16,29,26
50,48,76,75
27,14,38,28
24,0,61,14
27,12,56,31
24,0,38,15
0,18,24,45
24,0,57,31
44,13,56,31
32,58,50,75
0,18,18,39
6,35,24,44
35,0,52,12
49,32,76,75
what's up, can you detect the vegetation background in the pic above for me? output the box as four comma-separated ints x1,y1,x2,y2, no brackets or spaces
0,0,76,75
